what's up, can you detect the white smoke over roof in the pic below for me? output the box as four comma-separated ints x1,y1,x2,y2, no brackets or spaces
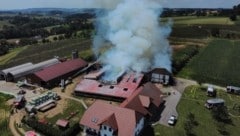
93,0,172,81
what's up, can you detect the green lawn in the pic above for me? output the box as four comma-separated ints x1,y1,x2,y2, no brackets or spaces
178,39,240,87
162,16,234,25
154,85,240,136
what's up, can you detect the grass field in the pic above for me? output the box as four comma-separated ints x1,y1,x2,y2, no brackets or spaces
46,99,85,124
179,39,240,87
0,38,93,69
0,93,14,136
162,16,234,25
154,85,240,136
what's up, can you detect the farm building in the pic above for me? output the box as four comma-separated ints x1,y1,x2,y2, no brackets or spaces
74,72,144,101
56,119,70,129
80,82,164,136
145,68,174,85
26,58,88,88
0,62,33,80
3,58,60,82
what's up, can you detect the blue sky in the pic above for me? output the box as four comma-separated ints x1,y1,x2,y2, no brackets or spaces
0,0,239,10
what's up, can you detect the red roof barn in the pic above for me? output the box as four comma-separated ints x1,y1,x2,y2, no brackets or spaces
27,58,87,88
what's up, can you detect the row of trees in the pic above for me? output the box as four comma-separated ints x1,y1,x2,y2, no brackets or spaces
0,14,94,40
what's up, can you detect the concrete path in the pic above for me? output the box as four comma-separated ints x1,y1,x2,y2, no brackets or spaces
58,93,88,110
159,87,181,126
158,78,198,126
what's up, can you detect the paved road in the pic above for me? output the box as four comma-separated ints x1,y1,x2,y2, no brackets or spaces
158,78,198,126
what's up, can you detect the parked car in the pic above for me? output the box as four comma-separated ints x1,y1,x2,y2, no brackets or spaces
168,115,177,125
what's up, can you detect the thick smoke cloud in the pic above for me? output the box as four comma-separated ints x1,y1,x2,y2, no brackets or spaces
93,0,172,81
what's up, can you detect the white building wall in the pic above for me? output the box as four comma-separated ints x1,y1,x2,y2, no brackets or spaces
134,117,145,136
100,125,114,136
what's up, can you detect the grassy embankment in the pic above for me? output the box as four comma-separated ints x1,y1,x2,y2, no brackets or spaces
0,93,14,136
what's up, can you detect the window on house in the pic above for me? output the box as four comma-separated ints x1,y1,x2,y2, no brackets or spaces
104,134,107,136
109,128,112,132
104,126,107,130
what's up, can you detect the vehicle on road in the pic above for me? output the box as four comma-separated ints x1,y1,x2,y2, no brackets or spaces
168,115,177,125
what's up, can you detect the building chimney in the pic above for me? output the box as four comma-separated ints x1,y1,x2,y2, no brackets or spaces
72,50,79,59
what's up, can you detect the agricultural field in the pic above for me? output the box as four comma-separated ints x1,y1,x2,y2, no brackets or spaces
0,38,93,69
162,16,240,39
154,85,240,136
162,16,234,25
179,39,240,87
0,93,14,136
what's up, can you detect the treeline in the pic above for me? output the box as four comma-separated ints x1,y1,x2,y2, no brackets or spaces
231,3,240,21
172,45,199,74
161,8,233,17
0,13,95,56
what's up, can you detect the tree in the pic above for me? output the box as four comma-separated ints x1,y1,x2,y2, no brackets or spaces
230,14,237,21
0,44,9,56
184,112,198,136
53,37,58,41
211,106,231,124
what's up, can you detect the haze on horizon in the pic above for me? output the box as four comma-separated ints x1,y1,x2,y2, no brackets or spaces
0,0,239,10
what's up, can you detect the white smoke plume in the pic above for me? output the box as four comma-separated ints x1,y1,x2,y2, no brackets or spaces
93,0,172,81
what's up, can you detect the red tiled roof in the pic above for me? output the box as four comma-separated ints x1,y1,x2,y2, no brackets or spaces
80,100,137,136
101,113,118,130
139,95,150,108
139,82,164,107
56,119,69,127
34,59,87,82
120,82,163,115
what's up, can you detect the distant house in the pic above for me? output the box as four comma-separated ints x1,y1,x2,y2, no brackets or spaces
27,58,88,88
80,82,164,136
145,68,174,85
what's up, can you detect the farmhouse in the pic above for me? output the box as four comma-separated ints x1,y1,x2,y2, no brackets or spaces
1,58,60,82
80,82,164,136
26,58,88,88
